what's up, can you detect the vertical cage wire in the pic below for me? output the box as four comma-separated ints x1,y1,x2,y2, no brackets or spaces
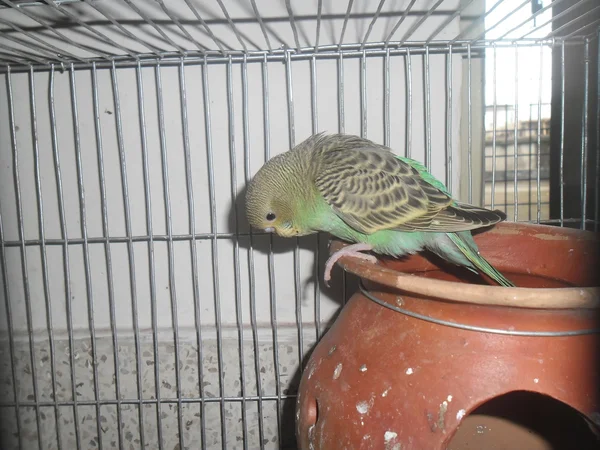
0,158,22,449
360,50,367,138
70,62,105,450
29,65,63,449
513,44,519,222
446,45,453,193
134,60,165,450
200,57,227,448
424,46,432,170
176,57,198,448
580,39,590,229
242,53,266,448
6,67,44,450
560,41,566,226
467,43,474,204
405,47,413,160
336,52,348,305
225,55,249,449
536,44,544,224
260,51,284,449
309,54,322,341
159,60,188,449
92,61,123,450
49,63,82,449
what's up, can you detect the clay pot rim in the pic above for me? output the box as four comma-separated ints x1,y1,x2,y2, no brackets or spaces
336,257,600,309
331,224,600,310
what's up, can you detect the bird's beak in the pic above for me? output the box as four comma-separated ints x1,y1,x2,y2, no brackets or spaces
264,227,275,233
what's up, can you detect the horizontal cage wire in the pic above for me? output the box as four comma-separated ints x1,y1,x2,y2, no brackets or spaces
0,1,598,449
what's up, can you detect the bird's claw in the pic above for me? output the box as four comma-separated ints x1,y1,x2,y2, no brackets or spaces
323,243,377,287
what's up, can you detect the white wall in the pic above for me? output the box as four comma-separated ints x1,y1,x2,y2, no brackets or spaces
0,0,464,341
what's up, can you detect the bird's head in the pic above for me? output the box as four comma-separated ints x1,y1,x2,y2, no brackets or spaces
245,153,308,238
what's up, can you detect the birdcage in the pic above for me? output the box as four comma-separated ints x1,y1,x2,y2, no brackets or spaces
0,1,598,449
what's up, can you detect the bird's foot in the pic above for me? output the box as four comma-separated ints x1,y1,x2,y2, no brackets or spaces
324,243,377,287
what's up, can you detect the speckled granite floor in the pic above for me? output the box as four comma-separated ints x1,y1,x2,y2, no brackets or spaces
0,331,315,449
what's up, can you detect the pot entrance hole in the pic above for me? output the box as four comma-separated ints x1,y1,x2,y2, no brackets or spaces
447,391,600,450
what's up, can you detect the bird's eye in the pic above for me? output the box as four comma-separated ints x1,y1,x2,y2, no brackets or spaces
266,212,276,222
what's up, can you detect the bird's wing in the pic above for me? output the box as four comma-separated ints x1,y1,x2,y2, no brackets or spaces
314,146,505,234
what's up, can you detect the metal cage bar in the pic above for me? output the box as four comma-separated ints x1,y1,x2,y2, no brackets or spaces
156,0,207,54
309,54,322,341
580,39,590,229
69,63,104,450
360,50,367,138
405,47,413,159
49,63,82,450
261,52,284,448
217,0,248,52
560,42,566,225
7,66,44,450
338,0,355,49
242,53,266,448
93,62,124,450
225,55,249,449
426,0,476,44
0,394,296,408
105,60,138,450
0,40,590,74
399,0,446,46
134,60,165,450
154,63,186,450
361,0,386,49
200,57,228,446
513,45,519,221
284,51,305,376
383,48,390,147
385,0,417,44
184,0,229,53
83,0,164,57
519,0,592,40
447,45,453,193
536,44,544,223
2,0,115,61
41,0,139,60
467,43,474,203
28,66,62,449
424,46,432,169
250,0,272,53
0,28,71,64
122,0,186,55
0,219,22,450
177,57,207,450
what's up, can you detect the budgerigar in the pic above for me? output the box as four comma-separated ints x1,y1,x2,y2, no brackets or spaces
245,133,515,287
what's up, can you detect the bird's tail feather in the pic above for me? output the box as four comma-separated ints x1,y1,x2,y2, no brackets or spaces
447,233,515,287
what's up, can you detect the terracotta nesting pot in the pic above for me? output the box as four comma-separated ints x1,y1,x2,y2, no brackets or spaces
296,222,600,449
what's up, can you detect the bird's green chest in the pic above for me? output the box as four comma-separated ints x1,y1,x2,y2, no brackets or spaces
297,193,428,257
310,209,426,257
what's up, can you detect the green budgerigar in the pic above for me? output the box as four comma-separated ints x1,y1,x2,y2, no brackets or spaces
245,133,515,287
